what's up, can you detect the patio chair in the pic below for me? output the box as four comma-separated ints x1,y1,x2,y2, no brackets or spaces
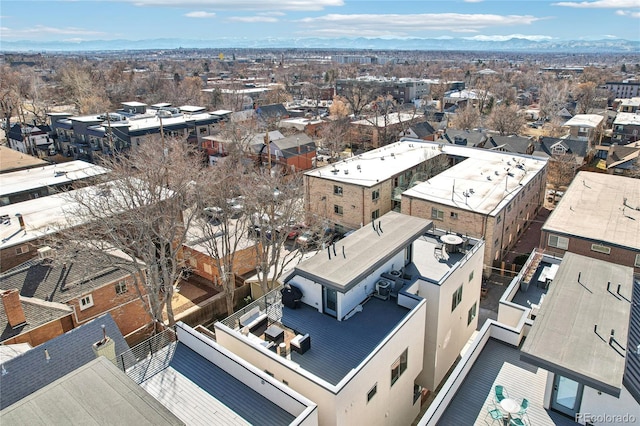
515,398,530,424
494,385,509,403
484,402,505,425
509,417,527,426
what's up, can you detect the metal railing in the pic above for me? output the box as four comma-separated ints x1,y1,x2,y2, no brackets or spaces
119,327,177,384
219,285,284,331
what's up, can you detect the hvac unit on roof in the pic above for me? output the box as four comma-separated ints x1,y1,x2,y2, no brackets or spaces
37,246,53,260
373,279,392,301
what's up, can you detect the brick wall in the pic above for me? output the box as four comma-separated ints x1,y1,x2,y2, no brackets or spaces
69,275,152,336
2,314,74,346
541,231,640,273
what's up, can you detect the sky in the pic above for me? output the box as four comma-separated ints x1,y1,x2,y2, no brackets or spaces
1,0,639,44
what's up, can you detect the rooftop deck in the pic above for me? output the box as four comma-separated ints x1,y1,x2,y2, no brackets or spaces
409,232,471,284
437,338,578,425
511,260,557,310
280,296,412,386
139,342,295,426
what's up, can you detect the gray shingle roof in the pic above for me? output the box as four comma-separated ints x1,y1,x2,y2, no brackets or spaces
538,137,588,158
487,135,533,154
1,297,72,342
0,253,132,304
0,313,129,409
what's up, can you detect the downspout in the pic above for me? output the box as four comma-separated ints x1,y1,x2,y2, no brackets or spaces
362,186,366,226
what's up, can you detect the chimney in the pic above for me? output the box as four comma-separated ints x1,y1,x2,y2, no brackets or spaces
92,324,117,365
16,213,25,230
1,289,27,328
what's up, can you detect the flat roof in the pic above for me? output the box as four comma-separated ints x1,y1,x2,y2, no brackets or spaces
351,112,417,127
0,178,171,249
613,111,640,126
305,140,443,187
121,101,147,107
404,151,546,215
521,252,634,397
211,109,233,115
280,296,413,385
179,105,206,113
291,211,431,292
409,232,482,283
0,147,48,173
306,140,547,191
1,357,184,425
0,160,109,198
563,114,604,128
542,171,640,250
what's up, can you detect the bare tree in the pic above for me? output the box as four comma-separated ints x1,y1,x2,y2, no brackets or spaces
539,80,569,121
450,104,480,130
487,103,526,136
338,83,376,118
192,151,252,316
243,170,305,296
547,153,579,192
320,117,350,157
57,63,111,114
56,136,204,329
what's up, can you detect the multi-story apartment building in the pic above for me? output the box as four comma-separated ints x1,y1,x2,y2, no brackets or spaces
605,80,640,99
214,211,484,425
48,102,223,162
612,111,640,144
336,77,431,105
305,140,547,274
541,171,640,273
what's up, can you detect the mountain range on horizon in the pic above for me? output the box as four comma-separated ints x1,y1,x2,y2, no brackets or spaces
2,36,639,54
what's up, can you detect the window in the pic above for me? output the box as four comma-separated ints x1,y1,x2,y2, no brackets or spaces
79,294,94,310
496,216,502,224
468,302,477,325
548,234,569,250
15,245,29,255
367,384,377,402
451,285,463,311
334,185,343,196
334,205,343,215
390,349,408,386
591,244,611,255
372,189,380,201
115,280,127,295
507,204,512,213
450,212,458,220
635,254,640,268
431,208,444,221
371,209,380,220
468,270,474,282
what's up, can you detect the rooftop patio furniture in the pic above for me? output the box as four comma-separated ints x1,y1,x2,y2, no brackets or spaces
495,385,509,403
484,402,506,425
239,307,268,336
515,398,530,424
290,333,311,354
509,417,527,426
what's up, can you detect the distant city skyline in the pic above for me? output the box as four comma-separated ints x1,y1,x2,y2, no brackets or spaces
1,0,638,47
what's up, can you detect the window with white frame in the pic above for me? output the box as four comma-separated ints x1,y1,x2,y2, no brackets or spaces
115,280,128,295
451,285,463,311
15,245,30,255
450,212,458,220
548,234,569,250
334,205,343,215
590,244,611,255
390,348,408,386
334,185,343,196
431,208,444,221
371,209,380,221
372,189,380,201
79,294,94,310
635,254,640,268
